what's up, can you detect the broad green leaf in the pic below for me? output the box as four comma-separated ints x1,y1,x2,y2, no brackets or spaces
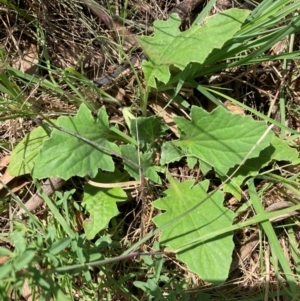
83,171,128,240
33,104,120,180
13,250,36,270
8,125,52,176
222,136,299,199
0,247,12,256
270,136,299,163
160,141,184,165
130,116,169,147
0,263,13,280
152,179,234,284
120,144,162,184
36,276,51,289
10,231,27,253
173,106,274,175
138,9,249,87
221,144,277,199
186,156,198,169
199,160,213,175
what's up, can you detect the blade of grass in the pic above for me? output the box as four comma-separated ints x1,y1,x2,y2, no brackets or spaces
248,179,298,297
193,0,218,25
287,226,300,275
0,0,35,22
39,28,58,87
33,178,75,239
241,0,299,35
49,200,300,273
250,0,277,20
232,15,300,68
174,202,300,253
257,174,300,200
192,81,227,109
0,180,44,232
200,86,299,135
6,66,65,94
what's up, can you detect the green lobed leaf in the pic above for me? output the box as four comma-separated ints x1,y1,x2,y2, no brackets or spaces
222,136,299,199
83,170,128,240
186,156,198,169
173,106,274,175
130,116,169,147
120,144,162,184
270,136,299,163
8,125,52,176
221,144,277,199
152,179,234,284
199,160,213,175
33,104,120,180
138,9,249,87
160,141,184,165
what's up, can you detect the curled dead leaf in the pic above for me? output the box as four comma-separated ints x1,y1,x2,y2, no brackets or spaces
266,201,299,222
12,43,39,75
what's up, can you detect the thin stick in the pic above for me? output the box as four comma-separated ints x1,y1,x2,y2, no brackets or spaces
135,118,146,238
85,177,140,189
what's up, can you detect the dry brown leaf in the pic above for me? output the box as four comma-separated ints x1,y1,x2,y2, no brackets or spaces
75,210,85,232
150,100,178,136
230,231,259,272
0,155,15,190
149,94,190,137
266,201,299,222
0,155,29,194
12,43,39,75
0,155,10,170
0,174,30,198
0,255,10,265
0,168,15,189
107,87,126,103
270,37,288,55
17,177,65,217
22,277,43,301
224,101,245,116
